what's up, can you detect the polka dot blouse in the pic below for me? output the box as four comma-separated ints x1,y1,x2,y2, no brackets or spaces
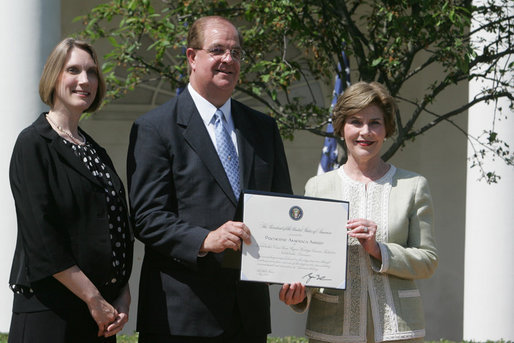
64,138,130,287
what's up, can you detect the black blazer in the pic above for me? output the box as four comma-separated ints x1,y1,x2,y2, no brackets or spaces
127,88,292,337
9,113,133,312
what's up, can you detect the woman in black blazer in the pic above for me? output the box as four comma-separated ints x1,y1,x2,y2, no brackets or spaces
8,38,133,343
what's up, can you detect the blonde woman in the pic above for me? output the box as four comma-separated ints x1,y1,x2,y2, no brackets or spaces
8,38,133,343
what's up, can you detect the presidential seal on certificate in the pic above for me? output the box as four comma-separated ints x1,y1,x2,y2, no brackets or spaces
241,191,349,289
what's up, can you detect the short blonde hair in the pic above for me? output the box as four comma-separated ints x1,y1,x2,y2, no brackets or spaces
332,81,397,138
39,38,106,113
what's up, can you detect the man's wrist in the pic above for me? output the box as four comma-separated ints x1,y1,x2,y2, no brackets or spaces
198,237,209,256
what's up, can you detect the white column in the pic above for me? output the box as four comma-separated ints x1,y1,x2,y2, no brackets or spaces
464,0,514,340
0,0,60,332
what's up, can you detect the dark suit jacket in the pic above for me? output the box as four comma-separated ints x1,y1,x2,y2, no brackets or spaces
9,113,133,313
127,88,292,337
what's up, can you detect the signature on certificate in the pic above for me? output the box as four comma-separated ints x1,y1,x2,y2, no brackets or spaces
303,272,332,284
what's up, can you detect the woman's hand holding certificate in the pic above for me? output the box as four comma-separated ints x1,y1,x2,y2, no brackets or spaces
240,191,348,289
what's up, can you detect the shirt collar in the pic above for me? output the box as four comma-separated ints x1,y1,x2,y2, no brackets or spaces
188,83,232,126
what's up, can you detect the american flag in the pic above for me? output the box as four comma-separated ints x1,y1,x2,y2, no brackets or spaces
317,51,351,175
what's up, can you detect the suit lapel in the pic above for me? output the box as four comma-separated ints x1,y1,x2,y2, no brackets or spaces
232,100,254,192
52,138,107,190
179,90,238,205
34,114,106,189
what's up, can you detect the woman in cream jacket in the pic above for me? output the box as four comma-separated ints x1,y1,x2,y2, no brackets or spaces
279,82,438,343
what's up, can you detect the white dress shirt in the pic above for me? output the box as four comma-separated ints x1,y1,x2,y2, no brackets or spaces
188,84,240,257
187,83,238,154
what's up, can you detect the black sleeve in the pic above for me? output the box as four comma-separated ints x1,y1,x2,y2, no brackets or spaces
126,117,209,268
9,130,76,282
270,118,293,195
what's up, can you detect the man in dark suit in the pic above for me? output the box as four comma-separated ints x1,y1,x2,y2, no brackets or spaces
127,16,292,343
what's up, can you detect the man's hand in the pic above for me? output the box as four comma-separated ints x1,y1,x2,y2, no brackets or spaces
279,283,307,306
200,221,252,253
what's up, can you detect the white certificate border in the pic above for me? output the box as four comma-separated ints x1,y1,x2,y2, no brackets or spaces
240,190,349,290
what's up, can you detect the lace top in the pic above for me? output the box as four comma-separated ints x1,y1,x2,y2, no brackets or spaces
300,164,437,342
333,165,397,340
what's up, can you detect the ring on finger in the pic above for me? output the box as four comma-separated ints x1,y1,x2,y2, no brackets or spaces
363,227,368,233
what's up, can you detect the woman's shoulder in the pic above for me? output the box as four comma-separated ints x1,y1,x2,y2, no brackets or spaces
10,119,53,178
15,124,38,142
307,168,341,185
15,113,53,143
391,166,431,196
393,166,428,183
14,123,47,152
305,169,342,196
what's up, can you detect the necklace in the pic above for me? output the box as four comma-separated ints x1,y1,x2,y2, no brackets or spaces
46,114,86,145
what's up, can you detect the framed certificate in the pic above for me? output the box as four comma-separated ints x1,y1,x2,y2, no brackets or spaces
241,190,348,289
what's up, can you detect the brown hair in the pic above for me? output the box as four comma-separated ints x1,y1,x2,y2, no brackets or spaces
332,81,397,138
39,37,106,113
187,16,243,50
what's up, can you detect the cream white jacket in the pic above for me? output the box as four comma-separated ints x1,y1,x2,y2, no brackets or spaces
293,165,438,343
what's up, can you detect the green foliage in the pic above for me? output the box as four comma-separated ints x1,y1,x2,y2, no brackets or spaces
76,0,513,183
115,336,309,343
0,334,512,343
116,332,139,343
0,332,307,343
267,338,308,343
0,334,307,343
